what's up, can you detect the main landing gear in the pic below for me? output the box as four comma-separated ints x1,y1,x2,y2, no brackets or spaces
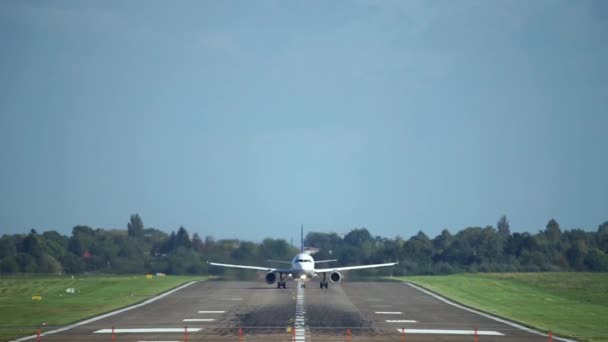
277,273,286,289
320,273,329,289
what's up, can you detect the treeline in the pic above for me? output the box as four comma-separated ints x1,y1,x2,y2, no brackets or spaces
308,217,608,275
0,215,607,275
0,214,299,276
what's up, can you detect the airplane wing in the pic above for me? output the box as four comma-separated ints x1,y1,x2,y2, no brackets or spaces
208,261,292,273
315,261,397,273
314,259,338,264
266,259,292,265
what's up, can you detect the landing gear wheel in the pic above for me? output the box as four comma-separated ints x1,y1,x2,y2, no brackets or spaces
277,273,287,289
282,281,287,288
321,273,329,289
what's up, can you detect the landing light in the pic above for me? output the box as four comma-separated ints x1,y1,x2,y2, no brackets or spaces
300,275,307,280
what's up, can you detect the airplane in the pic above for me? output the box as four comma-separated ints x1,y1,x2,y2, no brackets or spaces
208,226,398,289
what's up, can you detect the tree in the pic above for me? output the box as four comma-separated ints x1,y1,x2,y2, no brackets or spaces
584,248,608,271
545,219,561,242
497,215,510,239
192,233,204,252
0,235,17,259
344,228,373,247
432,229,452,263
0,256,18,273
598,222,608,253
404,231,433,265
127,214,144,238
175,226,191,249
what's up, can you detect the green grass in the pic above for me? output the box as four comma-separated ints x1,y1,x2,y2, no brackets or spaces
391,273,608,342
0,274,206,341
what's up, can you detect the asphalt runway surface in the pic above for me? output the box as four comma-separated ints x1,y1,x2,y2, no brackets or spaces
16,279,558,342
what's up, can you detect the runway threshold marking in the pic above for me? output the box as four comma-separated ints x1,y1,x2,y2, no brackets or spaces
404,282,578,342
11,281,198,342
386,320,417,323
395,329,504,336
95,328,203,333
375,311,403,314
198,311,225,313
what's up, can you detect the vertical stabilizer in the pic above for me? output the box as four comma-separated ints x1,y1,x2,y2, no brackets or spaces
300,224,304,253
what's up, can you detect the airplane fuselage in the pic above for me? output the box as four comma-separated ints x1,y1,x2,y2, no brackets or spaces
290,253,315,279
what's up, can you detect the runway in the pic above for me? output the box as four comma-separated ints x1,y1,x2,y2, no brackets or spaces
13,280,563,342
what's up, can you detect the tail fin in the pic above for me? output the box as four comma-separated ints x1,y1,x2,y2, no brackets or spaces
300,224,304,253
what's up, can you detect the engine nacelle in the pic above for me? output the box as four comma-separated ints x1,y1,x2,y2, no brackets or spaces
265,272,277,284
329,271,342,283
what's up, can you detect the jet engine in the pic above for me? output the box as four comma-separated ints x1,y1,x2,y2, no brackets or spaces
329,271,342,283
265,272,277,284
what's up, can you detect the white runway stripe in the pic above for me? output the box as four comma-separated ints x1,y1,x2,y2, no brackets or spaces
137,340,180,342
183,318,215,322
12,281,197,341
293,280,307,342
386,320,417,323
395,329,504,336
197,311,225,313
375,311,402,314
95,328,202,333
404,282,577,342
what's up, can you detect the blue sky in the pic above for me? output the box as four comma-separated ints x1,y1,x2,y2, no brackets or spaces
1,0,606,242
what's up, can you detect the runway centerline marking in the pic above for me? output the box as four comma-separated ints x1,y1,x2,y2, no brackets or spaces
395,329,504,336
198,311,225,313
375,311,402,314
95,328,203,333
183,318,215,322
294,280,307,342
386,320,417,323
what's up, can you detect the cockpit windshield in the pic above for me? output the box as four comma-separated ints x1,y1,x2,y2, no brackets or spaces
296,259,311,263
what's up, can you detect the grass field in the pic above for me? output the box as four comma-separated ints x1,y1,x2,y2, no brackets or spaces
0,274,206,341
393,273,608,342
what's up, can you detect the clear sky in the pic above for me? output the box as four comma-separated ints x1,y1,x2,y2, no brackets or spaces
1,0,606,242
